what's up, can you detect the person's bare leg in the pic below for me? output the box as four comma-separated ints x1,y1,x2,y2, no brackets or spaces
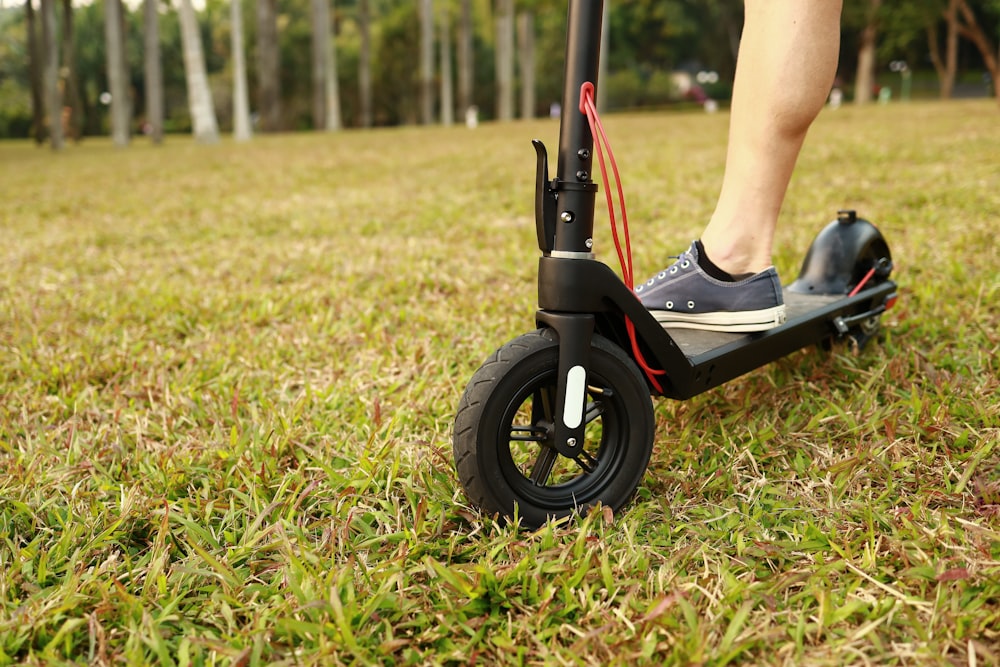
700,0,843,276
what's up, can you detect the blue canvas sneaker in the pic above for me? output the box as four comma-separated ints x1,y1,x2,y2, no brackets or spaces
635,241,786,332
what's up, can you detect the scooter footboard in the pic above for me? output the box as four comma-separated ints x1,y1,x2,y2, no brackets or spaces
536,255,897,400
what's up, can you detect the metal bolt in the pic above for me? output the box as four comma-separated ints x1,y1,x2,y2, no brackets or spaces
567,438,577,447
585,238,593,249
576,170,589,181
560,211,574,223
577,148,590,160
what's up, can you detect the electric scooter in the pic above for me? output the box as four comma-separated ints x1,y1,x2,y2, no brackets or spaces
453,0,898,529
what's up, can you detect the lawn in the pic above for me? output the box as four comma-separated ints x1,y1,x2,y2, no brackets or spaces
1,99,998,666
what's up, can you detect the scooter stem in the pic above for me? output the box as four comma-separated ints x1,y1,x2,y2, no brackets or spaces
551,0,603,256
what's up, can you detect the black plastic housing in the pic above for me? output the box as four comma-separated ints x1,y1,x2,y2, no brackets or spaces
788,210,893,295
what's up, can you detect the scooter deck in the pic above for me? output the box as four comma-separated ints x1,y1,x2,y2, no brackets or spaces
664,290,844,358
536,255,895,399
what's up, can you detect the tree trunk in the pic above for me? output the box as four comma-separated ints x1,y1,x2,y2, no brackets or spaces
311,0,331,129
419,0,434,125
358,0,372,128
26,0,47,144
939,0,960,99
256,0,282,131
325,0,342,130
41,0,63,150
853,0,880,104
439,3,453,126
60,0,82,142
144,0,164,143
495,0,514,121
104,0,130,145
954,0,1000,107
516,11,534,119
231,0,252,140
178,0,219,142
457,0,473,118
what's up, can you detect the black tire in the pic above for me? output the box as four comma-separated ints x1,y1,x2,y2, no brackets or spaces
453,329,655,528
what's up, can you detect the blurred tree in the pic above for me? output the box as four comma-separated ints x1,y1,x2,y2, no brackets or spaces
495,0,513,120
854,0,882,104
232,0,252,139
179,0,220,141
25,0,46,143
516,7,534,119
61,0,82,141
105,0,131,145
144,0,163,143
41,0,62,149
326,0,343,129
5,0,998,140
439,0,454,125
457,0,473,117
308,0,341,130
358,0,372,127
954,0,999,106
419,0,434,124
256,0,281,130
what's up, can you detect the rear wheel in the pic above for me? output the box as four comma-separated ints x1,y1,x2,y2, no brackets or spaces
453,329,655,528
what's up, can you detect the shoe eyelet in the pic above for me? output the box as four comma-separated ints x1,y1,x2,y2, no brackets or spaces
687,300,695,309
681,260,690,269
665,301,674,309
657,271,666,279
670,267,678,274
635,285,643,293
647,278,655,286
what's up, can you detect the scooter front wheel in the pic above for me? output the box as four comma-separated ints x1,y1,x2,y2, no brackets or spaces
453,329,655,528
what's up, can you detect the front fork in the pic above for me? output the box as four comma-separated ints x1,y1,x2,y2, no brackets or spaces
533,0,608,459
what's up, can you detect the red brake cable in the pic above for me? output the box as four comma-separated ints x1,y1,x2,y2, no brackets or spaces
579,83,666,392
847,267,876,297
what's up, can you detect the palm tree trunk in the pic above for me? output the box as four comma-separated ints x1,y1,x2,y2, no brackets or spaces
104,0,130,145
358,0,372,128
516,10,534,119
325,0,342,130
311,0,330,129
854,0,880,104
439,3,454,126
26,0,47,144
178,0,220,142
495,0,514,121
60,0,82,142
41,0,63,150
231,0,252,140
256,0,282,131
419,0,434,125
457,0,472,118
144,0,164,143
940,0,959,99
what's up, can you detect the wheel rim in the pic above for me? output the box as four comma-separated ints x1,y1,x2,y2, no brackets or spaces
494,366,630,511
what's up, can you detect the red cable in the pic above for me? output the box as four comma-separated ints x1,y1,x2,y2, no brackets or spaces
579,83,666,392
847,267,876,297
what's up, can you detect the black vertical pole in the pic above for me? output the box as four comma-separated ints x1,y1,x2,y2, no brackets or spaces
552,0,603,255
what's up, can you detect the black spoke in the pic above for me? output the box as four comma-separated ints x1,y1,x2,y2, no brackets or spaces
574,448,598,474
583,399,604,425
529,446,559,485
510,425,548,442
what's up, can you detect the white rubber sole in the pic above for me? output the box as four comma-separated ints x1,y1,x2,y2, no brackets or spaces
652,305,787,333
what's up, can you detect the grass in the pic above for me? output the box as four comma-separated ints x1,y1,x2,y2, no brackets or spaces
1,99,998,666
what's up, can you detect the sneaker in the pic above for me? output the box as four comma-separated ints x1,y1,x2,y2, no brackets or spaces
635,241,786,332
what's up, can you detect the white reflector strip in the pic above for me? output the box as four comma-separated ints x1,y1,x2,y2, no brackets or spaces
562,365,586,429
